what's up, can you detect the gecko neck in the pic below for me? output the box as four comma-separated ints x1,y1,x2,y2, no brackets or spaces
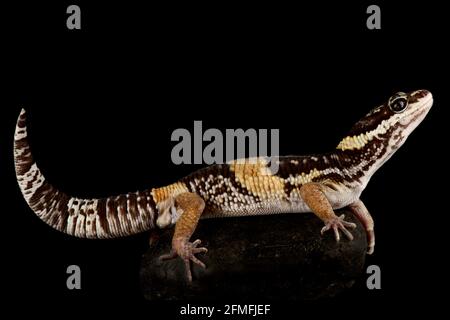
334,135,396,189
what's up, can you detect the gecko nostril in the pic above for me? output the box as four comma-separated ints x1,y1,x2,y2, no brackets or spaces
415,90,429,99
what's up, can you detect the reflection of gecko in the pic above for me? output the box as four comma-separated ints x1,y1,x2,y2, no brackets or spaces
14,90,433,282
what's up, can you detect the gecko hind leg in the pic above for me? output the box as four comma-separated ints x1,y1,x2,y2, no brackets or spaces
158,192,207,282
299,182,356,242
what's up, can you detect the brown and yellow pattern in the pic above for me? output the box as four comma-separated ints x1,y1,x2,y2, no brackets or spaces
14,89,433,250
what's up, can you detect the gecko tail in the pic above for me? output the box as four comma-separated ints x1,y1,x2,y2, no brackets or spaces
14,109,157,239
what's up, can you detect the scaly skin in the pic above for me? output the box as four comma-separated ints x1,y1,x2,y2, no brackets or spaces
14,89,433,281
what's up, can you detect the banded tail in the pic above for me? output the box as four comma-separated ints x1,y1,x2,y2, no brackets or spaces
14,109,157,238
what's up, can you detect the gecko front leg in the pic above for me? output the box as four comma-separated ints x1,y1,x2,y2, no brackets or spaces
158,192,207,282
299,182,356,241
348,199,375,254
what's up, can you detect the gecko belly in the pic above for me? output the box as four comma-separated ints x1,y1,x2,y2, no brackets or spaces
201,199,311,219
201,188,360,219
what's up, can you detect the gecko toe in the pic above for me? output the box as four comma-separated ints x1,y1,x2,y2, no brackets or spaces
160,238,208,282
333,225,340,241
321,224,331,234
190,255,206,268
322,215,356,242
183,258,193,282
340,225,354,240
339,214,357,229
192,247,208,254
191,239,208,254
158,250,177,261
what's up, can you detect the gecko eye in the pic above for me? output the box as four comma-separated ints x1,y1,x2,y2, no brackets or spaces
389,93,409,113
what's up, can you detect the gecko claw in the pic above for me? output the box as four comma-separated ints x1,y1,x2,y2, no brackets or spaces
321,214,356,242
158,238,208,282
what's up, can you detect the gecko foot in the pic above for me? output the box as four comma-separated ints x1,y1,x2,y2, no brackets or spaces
321,214,357,242
159,239,208,282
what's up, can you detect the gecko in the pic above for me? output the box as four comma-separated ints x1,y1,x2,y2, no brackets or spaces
14,90,433,282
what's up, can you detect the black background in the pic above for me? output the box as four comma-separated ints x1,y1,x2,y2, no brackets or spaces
2,1,449,317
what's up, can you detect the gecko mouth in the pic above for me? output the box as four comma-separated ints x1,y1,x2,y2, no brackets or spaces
399,92,433,125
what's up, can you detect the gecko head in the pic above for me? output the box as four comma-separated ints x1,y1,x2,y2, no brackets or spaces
385,90,433,147
337,90,433,152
